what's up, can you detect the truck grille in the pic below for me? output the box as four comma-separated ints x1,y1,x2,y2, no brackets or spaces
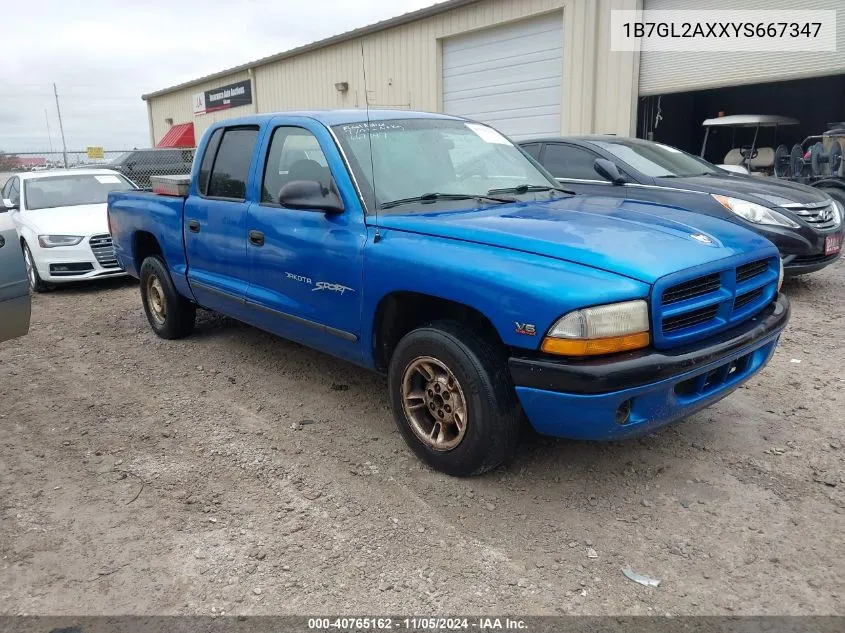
662,305,719,333
89,235,120,269
661,272,721,305
736,260,768,283
785,202,839,230
653,256,779,349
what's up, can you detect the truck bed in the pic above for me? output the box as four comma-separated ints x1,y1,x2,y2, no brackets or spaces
107,189,189,285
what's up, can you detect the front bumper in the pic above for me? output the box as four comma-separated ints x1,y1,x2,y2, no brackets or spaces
754,223,843,276
509,294,789,440
782,250,841,276
34,241,126,283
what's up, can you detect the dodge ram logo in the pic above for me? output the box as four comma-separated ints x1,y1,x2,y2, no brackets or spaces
690,233,714,244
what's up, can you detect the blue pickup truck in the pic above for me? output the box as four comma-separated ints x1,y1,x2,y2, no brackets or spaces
108,110,790,476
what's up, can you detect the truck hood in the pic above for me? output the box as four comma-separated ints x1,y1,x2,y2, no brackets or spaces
655,172,831,208
376,195,774,284
22,203,110,236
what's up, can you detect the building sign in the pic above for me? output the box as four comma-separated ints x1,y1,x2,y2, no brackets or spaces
86,146,104,159
192,79,252,116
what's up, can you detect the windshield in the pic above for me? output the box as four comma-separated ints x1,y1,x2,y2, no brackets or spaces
331,118,558,212
24,174,135,210
594,140,718,178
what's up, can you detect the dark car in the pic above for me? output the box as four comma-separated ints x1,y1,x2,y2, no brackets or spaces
106,148,195,188
520,136,844,276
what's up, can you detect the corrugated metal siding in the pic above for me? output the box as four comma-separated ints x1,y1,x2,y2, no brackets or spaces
148,0,640,144
640,0,845,96
442,12,564,139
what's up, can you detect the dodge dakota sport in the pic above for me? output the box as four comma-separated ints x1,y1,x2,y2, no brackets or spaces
107,110,790,476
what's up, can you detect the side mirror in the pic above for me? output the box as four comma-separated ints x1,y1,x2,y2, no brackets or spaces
278,180,344,215
594,158,626,185
1,198,16,212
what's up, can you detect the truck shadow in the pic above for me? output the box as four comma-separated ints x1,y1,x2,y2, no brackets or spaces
188,307,702,481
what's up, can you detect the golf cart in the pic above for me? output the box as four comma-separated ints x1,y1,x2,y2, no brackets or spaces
700,114,845,207
700,114,799,175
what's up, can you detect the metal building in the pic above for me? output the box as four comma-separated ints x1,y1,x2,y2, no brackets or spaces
144,0,845,156
143,0,641,146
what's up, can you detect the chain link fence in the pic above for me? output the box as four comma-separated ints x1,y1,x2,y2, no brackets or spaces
1,148,196,189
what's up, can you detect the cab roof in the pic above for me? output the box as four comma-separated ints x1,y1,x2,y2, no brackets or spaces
209,109,465,128
17,168,123,180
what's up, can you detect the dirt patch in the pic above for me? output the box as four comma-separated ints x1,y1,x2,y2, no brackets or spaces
1,262,844,615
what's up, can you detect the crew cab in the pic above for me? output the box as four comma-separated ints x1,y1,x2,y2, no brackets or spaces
108,110,790,476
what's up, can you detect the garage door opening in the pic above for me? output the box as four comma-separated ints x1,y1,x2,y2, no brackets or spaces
637,75,845,166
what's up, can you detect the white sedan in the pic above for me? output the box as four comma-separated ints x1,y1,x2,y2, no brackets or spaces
1,169,136,292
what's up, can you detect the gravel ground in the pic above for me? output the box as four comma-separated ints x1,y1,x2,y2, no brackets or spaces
1,261,843,616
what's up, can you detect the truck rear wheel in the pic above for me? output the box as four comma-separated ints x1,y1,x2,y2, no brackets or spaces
139,255,196,339
388,320,520,476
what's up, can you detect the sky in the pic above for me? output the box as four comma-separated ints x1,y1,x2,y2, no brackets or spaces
1,0,437,154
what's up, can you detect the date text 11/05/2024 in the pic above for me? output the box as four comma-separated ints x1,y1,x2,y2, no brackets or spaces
307,617,528,630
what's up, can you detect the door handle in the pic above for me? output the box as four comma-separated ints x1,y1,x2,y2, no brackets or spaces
248,230,265,246
187,219,200,233
0,235,5,248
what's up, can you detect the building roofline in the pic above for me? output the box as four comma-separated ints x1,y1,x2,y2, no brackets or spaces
141,0,481,101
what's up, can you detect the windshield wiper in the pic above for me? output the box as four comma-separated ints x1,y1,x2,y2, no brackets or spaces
487,184,575,196
379,192,516,210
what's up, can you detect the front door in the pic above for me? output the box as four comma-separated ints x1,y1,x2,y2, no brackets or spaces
541,142,630,198
243,119,366,364
0,209,30,343
184,125,260,314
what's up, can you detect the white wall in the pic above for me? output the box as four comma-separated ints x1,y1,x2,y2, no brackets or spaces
147,0,641,145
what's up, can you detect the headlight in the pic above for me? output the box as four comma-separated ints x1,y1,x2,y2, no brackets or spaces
541,300,650,356
777,257,784,291
38,235,84,248
712,195,799,228
831,199,843,227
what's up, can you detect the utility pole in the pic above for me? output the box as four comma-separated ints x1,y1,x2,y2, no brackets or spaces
53,83,68,168
44,109,54,154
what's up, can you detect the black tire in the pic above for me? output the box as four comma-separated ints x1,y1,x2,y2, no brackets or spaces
139,255,196,339
388,320,521,476
22,242,51,293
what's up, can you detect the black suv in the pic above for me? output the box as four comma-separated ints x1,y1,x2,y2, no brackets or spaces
521,136,843,276
106,149,195,188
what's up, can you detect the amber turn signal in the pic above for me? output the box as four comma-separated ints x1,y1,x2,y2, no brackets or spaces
540,331,650,357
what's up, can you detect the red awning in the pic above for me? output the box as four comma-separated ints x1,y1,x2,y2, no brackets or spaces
156,123,195,148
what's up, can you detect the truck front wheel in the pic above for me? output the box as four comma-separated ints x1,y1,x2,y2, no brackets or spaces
139,255,196,339
388,321,521,476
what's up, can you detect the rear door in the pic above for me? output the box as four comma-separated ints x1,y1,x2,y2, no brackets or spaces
0,209,31,343
184,125,260,315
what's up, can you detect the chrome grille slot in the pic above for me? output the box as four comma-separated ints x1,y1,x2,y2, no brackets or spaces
662,272,721,305
89,234,119,269
662,305,718,333
736,259,768,283
734,288,763,310
789,203,839,230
